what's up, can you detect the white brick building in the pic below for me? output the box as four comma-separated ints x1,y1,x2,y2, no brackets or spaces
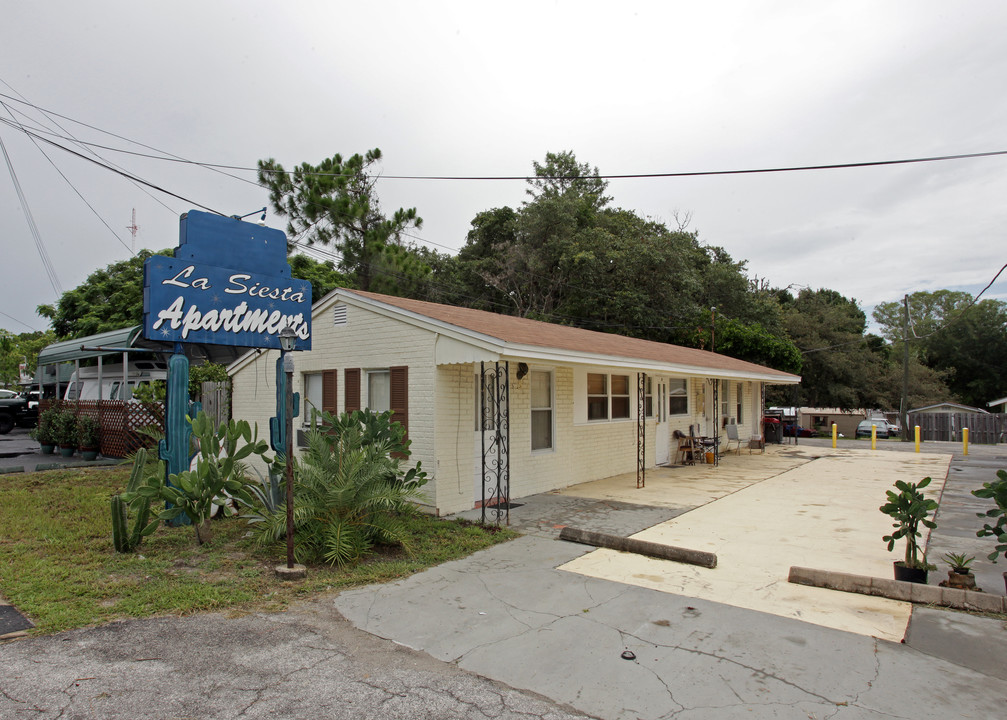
229,289,800,516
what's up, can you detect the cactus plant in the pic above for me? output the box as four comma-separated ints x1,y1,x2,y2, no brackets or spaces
157,412,269,544
269,355,300,455
111,448,162,553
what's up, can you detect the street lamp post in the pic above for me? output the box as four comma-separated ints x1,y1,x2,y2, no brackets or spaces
278,325,296,569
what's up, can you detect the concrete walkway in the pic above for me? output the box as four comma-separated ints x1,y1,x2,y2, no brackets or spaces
335,442,1007,719
559,446,951,641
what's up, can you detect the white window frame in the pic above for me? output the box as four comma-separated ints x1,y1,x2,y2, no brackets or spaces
668,378,689,416
530,370,554,452
366,369,391,413
302,372,325,427
586,372,632,422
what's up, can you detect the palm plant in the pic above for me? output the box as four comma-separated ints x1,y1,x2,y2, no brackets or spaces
248,412,428,567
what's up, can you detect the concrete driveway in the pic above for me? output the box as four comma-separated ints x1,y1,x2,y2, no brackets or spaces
335,441,1007,719
559,445,951,641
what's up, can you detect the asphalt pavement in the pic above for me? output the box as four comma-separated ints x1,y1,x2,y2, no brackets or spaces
0,426,120,473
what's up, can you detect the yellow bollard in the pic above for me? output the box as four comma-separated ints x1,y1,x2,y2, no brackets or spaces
832,423,838,448
915,425,921,453
871,424,876,450
963,427,969,456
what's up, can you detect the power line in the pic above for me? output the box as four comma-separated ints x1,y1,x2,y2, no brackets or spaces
0,89,257,188
0,101,134,255
906,260,1007,341
0,81,180,216
0,131,61,295
3,122,227,216
2,93,1005,184
0,309,39,332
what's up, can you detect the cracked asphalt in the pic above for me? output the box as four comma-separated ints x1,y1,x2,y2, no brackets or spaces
335,532,1007,719
0,596,589,719
334,443,1007,719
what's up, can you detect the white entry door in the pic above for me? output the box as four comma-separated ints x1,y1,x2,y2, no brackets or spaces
654,377,670,464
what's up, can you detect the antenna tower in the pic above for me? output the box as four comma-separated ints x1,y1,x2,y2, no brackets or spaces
126,208,139,254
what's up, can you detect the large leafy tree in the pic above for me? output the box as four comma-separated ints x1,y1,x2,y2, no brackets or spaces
37,249,169,339
873,290,1006,408
287,254,347,304
918,299,1007,407
0,329,56,387
450,151,802,371
771,288,889,409
258,149,428,294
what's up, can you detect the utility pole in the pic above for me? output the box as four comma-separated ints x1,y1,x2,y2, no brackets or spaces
901,294,910,442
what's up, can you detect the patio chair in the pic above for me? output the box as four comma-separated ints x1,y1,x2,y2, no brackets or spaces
724,423,742,454
673,429,696,465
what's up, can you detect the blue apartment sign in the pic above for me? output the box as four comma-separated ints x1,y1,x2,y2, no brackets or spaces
143,210,312,350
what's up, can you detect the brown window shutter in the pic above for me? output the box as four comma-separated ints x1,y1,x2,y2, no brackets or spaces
322,370,338,414
390,366,408,457
345,368,361,412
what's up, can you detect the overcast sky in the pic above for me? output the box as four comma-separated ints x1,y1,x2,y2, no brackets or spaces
2,1,1006,337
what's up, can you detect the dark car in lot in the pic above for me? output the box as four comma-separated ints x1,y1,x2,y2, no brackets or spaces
0,392,32,434
855,419,889,439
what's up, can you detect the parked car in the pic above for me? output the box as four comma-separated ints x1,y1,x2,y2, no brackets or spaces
855,420,889,439
0,393,31,434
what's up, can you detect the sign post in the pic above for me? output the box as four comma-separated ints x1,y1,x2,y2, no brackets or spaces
143,210,311,531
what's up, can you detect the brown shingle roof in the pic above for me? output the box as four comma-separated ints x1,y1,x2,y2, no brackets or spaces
345,290,799,382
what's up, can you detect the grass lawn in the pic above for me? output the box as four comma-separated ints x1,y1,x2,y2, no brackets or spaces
0,465,516,635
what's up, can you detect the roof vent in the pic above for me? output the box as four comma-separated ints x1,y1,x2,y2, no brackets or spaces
333,305,348,326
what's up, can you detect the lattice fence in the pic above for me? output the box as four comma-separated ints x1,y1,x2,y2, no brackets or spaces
40,400,165,458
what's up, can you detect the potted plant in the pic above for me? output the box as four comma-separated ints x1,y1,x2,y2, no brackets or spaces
972,469,1007,593
53,408,78,458
76,414,101,461
880,476,938,583
31,407,58,454
940,552,976,590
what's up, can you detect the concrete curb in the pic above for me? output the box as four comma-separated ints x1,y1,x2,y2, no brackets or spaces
789,566,1007,614
28,459,121,472
559,526,718,567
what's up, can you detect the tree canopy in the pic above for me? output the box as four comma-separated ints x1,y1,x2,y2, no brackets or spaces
258,149,429,294
873,291,1006,408
37,250,169,339
0,329,55,387
32,146,991,415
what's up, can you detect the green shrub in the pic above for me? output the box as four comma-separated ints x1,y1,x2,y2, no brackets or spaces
76,414,101,449
31,407,58,445
247,409,428,566
131,380,166,403
973,469,1007,562
147,412,268,544
52,408,78,447
189,362,229,399
880,476,938,569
